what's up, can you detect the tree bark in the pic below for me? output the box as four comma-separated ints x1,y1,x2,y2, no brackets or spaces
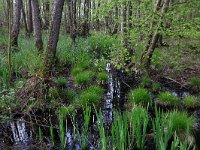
27,0,33,34
31,0,43,51
143,0,171,70
22,1,28,34
43,0,65,76
11,0,22,47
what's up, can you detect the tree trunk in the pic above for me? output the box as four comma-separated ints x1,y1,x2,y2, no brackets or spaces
143,0,171,70
43,0,65,76
31,0,43,51
11,0,22,47
43,0,50,29
22,1,28,34
27,0,33,34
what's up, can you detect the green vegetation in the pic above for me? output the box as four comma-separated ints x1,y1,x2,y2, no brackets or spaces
74,71,94,85
169,111,195,135
189,77,200,88
128,88,151,106
97,72,109,82
79,85,103,105
54,76,67,87
158,92,180,106
184,96,199,108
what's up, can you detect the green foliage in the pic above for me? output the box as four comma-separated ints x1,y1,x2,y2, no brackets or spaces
184,96,199,108
169,111,195,135
111,112,129,150
130,106,149,149
128,88,151,106
61,89,76,102
71,67,83,76
79,85,103,105
13,48,43,76
54,76,67,87
110,46,130,70
59,105,76,117
153,109,173,150
97,72,109,82
158,92,180,106
140,76,151,87
87,33,115,58
152,82,161,92
48,87,59,99
74,71,94,85
189,76,200,88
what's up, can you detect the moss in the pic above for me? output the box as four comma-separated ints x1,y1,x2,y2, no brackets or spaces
158,92,180,106
128,88,151,106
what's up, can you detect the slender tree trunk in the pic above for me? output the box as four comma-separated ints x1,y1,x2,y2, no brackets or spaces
22,1,28,34
27,0,33,34
112,6,119,35
31,0,43,51
7,0,13,82
43,0,50,29
43,0,65,76
143,0,171,70
11,0,22,47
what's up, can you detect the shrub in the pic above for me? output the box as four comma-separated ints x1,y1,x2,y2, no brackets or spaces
184,96,199,108
169,111,195,134
55,76,67,87
74,71,94,85
97,72,109,82
79,85,103,105
158,92,180,106
128,88,151,106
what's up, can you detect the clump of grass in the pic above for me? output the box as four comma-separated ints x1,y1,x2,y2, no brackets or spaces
140,76,151,87
59,105,76,117
97,72,109,82
152,82,161,92
55,76,67,87
128,88,151,106
184,96,199,108
74,71,94,85
169,111,195,135
158,92,180,106
48,87,59,99
79,85,103,105
71,67,83,76
189,76,200,88
61,89,76,102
